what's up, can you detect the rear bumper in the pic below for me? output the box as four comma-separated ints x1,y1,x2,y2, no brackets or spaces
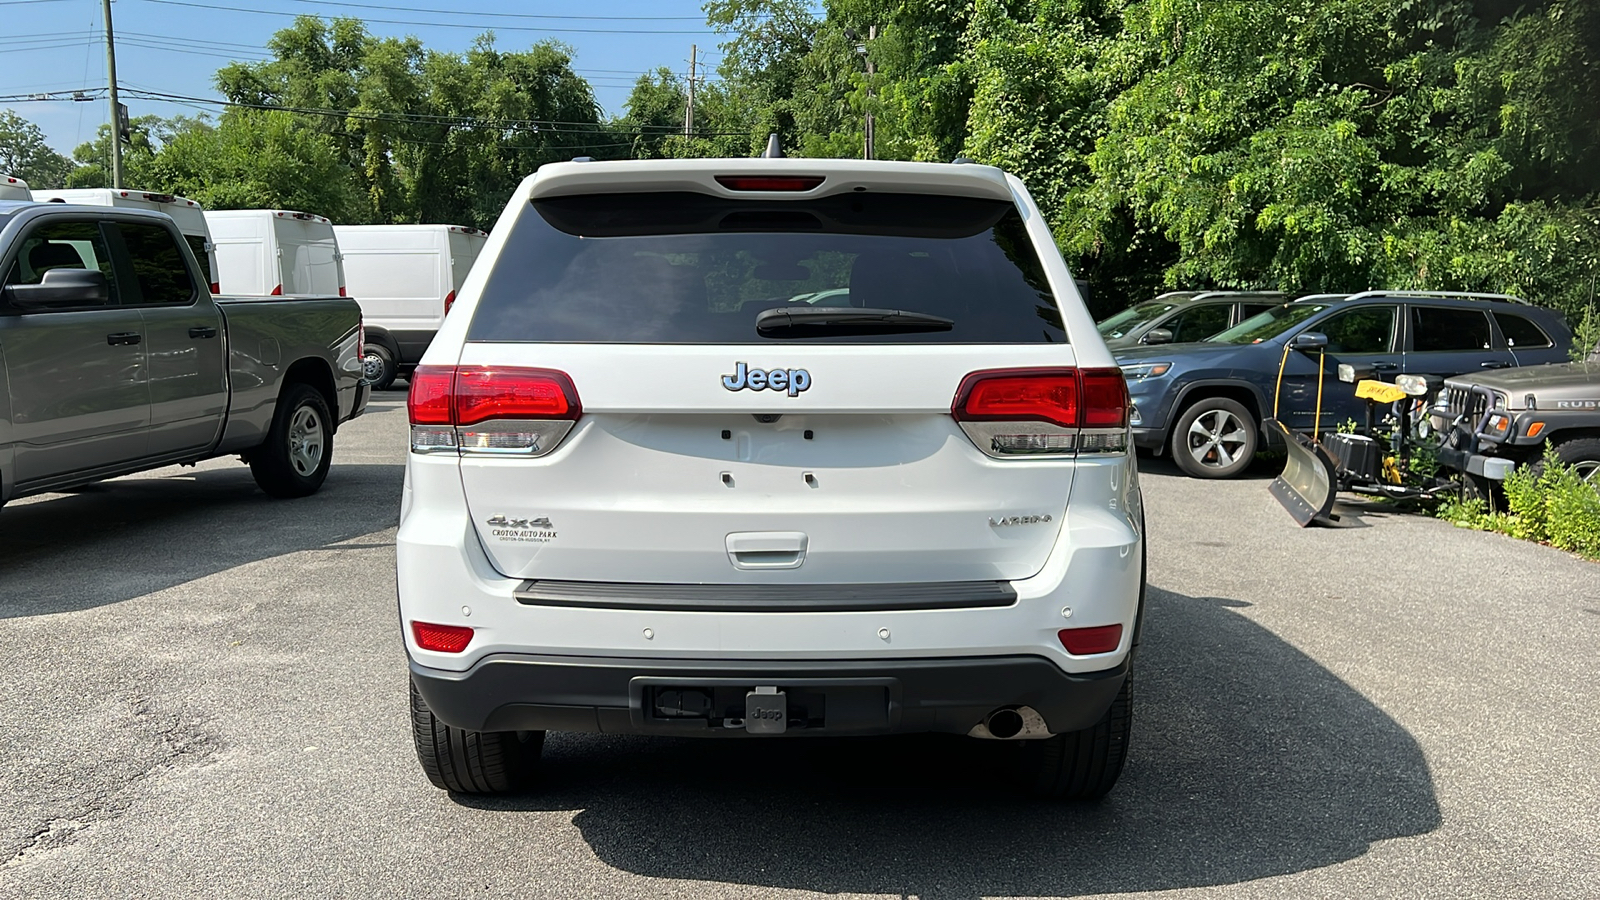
1130,426,1165,451
410,652,1127,737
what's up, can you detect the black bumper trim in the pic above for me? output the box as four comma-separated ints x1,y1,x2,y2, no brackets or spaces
513,579,1017,613
410,653,1127,738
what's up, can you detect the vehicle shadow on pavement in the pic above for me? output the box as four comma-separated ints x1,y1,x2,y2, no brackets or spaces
458,586,1441,898
0,464,401,618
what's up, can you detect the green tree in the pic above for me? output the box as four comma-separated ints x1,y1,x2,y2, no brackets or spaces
0,110,74,188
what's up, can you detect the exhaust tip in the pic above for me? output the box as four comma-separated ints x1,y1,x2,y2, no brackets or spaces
985,708,1024,739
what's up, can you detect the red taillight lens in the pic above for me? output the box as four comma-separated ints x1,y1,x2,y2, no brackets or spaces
270,284,283,296
407,366,455,424
209,282,220,294
411,621,473,653
356,323,365,362
444,290,456,315
1081,367,1131,428
952,367,1129,457
1058,624,1123,655
454,367,580,425
339,285,347,297
953,369,1080,427
714,175,825,192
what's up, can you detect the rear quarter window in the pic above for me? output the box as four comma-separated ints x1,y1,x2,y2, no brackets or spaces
467,192,1066,344
1494,312,1552,349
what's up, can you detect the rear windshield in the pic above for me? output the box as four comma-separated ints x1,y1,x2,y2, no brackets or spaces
467,191,1066,344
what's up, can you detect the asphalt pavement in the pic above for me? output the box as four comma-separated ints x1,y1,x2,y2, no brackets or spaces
2,392,1597,899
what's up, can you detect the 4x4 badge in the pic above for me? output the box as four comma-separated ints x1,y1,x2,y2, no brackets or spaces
721,362,811,397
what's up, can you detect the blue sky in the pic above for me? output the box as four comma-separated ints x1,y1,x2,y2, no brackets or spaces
2,0,727,155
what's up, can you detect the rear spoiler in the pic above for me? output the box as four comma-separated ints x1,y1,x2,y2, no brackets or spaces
527,158,1017,203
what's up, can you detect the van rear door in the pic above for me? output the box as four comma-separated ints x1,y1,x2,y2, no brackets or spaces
274,214,343,297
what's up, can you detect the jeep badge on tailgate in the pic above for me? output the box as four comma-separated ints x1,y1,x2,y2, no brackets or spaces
721,362,812,397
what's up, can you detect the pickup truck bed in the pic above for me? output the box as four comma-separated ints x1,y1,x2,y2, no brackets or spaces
0,200,369,506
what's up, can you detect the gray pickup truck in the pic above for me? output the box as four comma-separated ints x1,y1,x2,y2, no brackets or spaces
1433,342,1600,487
0,200,369,507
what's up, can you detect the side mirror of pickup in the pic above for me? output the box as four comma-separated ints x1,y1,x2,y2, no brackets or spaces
3,268,110,310
1142,327,1175,345
1289,331,1329,353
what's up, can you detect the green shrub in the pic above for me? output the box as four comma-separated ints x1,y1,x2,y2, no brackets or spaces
1436,449,1600,561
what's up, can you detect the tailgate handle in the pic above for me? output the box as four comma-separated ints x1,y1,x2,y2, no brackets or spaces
725,532,808,570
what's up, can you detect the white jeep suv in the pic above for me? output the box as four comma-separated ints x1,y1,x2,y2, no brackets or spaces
398,157,1145,799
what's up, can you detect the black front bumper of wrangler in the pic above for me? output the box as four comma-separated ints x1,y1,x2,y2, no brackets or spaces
410,653,1127,738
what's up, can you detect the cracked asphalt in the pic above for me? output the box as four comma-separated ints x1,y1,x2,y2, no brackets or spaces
2,391,1597,899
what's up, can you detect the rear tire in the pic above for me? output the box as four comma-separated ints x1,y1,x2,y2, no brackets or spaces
362,344,398,391
1014,675,1132,801
1170,397,1258,479
248,383,333,498
410,681,543,793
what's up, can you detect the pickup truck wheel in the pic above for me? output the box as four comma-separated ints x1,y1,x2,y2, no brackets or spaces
1171,397,1257,478
249,384,333,498
1014,675,1131,801
361,344,398,391
410,681,543,793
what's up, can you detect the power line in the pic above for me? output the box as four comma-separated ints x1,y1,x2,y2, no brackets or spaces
135,0,719,34
275,0,725,21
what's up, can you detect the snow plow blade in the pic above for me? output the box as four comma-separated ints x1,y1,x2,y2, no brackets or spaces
1266,418,1339,527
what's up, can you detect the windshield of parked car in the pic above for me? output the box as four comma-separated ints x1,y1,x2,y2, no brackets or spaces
468,191,1066,344
1210,303,1328,344
1097,300,1178,338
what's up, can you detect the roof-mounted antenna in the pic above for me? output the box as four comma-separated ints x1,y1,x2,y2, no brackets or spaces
761,133,785,159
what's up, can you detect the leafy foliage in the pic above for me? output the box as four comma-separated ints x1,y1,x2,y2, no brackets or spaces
1440,448,1600,559
0,110,74,189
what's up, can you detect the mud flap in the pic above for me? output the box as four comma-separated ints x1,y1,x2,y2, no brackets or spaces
1265,418,1339,527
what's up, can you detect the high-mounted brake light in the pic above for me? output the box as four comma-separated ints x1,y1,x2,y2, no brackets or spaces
411,621,474,654
714,175,825,192
408,366,582,456
952,367,1129,458
444,290,456,315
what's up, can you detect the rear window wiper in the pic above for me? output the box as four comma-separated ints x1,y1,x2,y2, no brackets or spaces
755,306,955,338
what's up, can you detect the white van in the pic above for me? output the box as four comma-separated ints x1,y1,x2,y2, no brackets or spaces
30,188,221,292
332,224,487,389
204,209,345,299
0,175,32,201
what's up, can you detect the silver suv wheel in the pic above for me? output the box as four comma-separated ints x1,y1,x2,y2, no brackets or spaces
288,405,325,477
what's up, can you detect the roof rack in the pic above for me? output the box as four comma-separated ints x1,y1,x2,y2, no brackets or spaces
1151,290,1285,303
1339,290,1529,305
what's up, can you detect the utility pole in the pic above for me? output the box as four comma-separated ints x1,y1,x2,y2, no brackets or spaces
684,44,696,137
863,26,876,160
100,0,123,188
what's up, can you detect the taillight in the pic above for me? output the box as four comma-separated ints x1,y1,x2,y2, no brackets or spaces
356,323,365,363
339,285,347,297
407,365,582,457
209,282,220,294
952,367,1129,458
444,290,456,315
1058,624,1123,655
411,621,473,653
270,284,283,296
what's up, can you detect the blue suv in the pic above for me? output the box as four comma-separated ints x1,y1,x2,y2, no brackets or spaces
1114,291,1574,478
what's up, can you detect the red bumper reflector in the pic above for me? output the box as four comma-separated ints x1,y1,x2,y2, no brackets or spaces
412,621,473,653
714,175,825,192
1058,624,1124,655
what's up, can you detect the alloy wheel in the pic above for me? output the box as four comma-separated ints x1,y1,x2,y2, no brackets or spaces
1186,409,1249,469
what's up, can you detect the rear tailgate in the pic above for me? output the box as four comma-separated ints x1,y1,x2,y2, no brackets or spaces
426,163,1108,587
